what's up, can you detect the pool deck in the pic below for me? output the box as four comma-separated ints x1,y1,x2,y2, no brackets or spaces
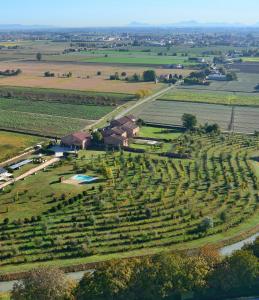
62,178,82,186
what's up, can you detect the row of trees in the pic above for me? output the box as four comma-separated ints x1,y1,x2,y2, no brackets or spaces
0,69,22,76
11,248,259,300
110,70,157,82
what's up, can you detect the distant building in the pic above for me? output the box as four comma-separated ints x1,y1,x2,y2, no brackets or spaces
61,131,92,150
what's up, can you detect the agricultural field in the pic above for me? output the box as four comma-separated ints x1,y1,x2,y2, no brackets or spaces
231,62,259,74
0,61,191,94
0,133,258,274
0,98,113,120
0,131,43,163
133,100,259,134
181,73,259,93
0,110,92,137
160,89,259,106
0,87,132,136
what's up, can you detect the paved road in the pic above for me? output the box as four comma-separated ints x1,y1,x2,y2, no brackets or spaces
84,84,175,131
0,157,60,190
115,84,175,120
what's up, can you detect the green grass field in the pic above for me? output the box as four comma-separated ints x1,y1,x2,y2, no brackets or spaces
160,89,259,106
242,57,259,62
0,131,43,163
79,56,192,65
0,133,258,275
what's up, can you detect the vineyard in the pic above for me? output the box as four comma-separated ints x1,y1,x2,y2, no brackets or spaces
0,87,126,136
0,110,92,137
0,133,258,273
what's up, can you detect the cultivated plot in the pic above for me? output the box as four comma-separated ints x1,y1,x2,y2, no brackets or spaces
134,100,259,133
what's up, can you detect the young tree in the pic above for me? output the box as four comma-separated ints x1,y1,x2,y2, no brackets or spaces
182,114,197,130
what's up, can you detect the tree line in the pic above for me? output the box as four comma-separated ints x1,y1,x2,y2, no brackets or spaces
10,245,259,300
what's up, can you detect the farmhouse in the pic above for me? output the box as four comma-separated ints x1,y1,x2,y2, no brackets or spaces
61,131,92,150
102,115,139,147
104,134,129,147
110,115,137,127
121,122,140,137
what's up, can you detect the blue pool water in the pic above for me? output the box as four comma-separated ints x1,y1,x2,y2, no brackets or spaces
73,175,97,183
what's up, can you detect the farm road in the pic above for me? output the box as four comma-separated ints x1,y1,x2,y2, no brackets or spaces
115,84,176,119
0,157,60,190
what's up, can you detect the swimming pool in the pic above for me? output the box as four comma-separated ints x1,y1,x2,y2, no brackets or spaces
73,175,97,183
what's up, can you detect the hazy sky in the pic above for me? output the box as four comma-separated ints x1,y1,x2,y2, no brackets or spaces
2,0,259,27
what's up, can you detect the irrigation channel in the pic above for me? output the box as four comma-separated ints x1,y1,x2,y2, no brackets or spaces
1,233,259,293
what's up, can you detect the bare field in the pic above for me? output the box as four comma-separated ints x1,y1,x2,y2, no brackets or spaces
0,61,191,93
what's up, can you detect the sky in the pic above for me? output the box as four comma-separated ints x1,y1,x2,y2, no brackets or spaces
1,0,259,27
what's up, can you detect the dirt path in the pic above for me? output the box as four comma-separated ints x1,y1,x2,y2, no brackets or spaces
0,157,60,190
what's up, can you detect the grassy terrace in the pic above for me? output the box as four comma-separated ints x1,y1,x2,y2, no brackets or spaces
0,133,258,274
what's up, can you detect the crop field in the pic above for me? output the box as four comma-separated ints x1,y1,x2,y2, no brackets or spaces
181,73,259,93
0,110,92,137
0,133,258,273
0,98,113,120
160,89,259,106
231,62,259,74
0,61,191,93
0,87,131,136
133,100,259,134
0,131,43,163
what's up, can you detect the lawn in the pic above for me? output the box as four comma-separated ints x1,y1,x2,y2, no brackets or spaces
0,133,258,274
0,131,43,163
139,126,183,140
